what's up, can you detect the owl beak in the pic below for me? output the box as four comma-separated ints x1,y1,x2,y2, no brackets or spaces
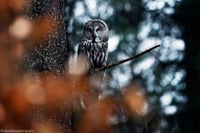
92,33,97,43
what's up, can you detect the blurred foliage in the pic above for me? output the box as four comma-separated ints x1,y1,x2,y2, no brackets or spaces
0,0,199,132
65,0,193,132
0,0,164,133
66,0,186,117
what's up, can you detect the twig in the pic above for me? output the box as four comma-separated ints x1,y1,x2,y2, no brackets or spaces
96,44,160,71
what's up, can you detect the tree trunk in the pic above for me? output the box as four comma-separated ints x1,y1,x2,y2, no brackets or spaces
174,0,200,132
25,0,68,74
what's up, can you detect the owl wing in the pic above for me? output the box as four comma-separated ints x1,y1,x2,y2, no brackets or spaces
77,41,83,55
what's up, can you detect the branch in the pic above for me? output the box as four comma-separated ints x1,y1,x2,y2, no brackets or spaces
96,44,160,71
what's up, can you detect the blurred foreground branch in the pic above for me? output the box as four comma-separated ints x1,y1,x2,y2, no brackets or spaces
96,44,160,71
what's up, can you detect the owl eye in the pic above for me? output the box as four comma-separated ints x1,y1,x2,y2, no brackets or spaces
87,26,93,32
96,28,101,33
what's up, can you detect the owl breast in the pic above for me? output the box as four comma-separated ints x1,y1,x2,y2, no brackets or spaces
78,40,108,72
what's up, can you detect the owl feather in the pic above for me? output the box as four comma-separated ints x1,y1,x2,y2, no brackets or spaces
78,19,109,73
77,19,109,93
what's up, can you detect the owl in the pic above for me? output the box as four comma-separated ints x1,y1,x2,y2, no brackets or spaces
78,19,109,74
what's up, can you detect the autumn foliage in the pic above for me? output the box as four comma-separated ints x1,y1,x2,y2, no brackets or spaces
0,1,156,133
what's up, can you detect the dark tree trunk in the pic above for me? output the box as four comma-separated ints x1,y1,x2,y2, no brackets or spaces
173,0,200,132
25,0,68,74
23,0,72,132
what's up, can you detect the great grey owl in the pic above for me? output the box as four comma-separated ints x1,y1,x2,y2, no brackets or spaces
78,19,109,74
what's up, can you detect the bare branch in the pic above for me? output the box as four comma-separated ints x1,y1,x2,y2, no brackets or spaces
95,44,160,71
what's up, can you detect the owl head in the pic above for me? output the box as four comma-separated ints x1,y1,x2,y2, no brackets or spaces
81,19,109,43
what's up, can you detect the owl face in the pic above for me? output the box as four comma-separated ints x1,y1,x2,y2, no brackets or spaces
81,19,109,43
